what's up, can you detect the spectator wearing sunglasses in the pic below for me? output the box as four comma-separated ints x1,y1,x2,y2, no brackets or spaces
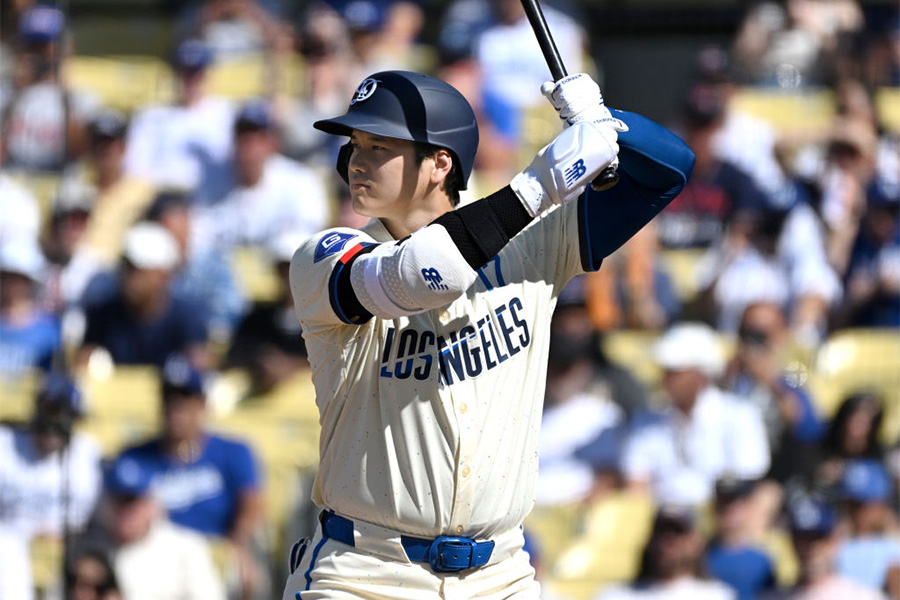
724,301,825,487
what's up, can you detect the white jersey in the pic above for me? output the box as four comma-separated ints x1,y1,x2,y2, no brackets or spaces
0,173,41,243
192,154,331,252
0,426,102,540
0,81,99,170
290,201,585,540
123,96,234,192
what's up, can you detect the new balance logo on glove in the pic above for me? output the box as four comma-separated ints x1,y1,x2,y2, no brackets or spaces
422,268,449,291
564,159,587,186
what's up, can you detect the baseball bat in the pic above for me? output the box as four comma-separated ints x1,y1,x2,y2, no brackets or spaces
520,0,619,191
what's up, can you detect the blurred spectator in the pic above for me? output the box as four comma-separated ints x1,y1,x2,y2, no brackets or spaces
193,99,331,246
0,4,98,171
584,224,681,331
53,546,122,600
41,180,94,312
594,506,736,600
817,392,886,495
0,524,33,600
732,0,864,86
474,0,585,147
103,456,227,600
621,323,770,508
705,478,777,600
833,178,900,328
0,376,102,540
281,6,359,171
0,145,41,242
224,233,307,393
724,301,825,485
115,357,264,599
59,110,156,306
695,182,840,344
327,0,424,73
123,39,234,193
175,0,292,61
835,460,900,597
77,222,211,370
661,83,769,250
691,45,790,199
537,281,628,506
0,238,59,377
148,191,247,343
761,497,888,600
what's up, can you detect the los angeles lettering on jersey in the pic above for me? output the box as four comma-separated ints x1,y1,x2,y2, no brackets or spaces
379,297,531,385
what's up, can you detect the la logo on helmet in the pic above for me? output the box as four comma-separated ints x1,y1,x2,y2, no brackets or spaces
351,78,379,105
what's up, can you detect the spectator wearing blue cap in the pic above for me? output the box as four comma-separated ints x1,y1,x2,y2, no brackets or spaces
113,357,264,598
0,375,102,542
123,38,235,193
705,478,777,600
191,98,331,253
103,456,226,600
0,4,100,171
761,497,888,600
835,460,900,598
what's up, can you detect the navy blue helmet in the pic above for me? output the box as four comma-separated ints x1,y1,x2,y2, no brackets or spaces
314,71,479,190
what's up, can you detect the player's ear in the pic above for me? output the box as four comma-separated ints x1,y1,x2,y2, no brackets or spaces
336,142,352,184
429,149,453,186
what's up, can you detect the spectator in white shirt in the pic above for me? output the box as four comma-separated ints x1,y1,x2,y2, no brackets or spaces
192,99,331,251
103,456,227,600
0,525,33,600
621,323,770,508
0,376,102,541
594,506,736,600
123,39,234,193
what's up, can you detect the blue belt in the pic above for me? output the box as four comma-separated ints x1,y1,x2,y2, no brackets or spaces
320,511,495,573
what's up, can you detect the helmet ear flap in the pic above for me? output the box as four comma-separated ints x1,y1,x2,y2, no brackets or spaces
336,142,352,184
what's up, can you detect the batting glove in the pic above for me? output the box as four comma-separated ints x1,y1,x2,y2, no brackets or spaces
541,73,627,133
511,120,619,217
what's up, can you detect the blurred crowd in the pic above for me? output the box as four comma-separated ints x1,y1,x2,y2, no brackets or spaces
0,1,897,600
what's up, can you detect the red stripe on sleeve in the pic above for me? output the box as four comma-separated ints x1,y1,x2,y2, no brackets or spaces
339,243,365,264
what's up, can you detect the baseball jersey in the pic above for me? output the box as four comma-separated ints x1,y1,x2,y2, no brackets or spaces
291,108,694,540
292,202,583,540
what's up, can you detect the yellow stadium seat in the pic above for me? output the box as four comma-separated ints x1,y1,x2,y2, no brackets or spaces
524,503,583,571
79,366,162,421
658,248,705,303
0,372,40,424
67,56,170,111
211,411,320,472
30,536,63,594
205,53,307,100
810,328,900,442
730,87,835,135
230,246,282,303
602,330,662,389
548,491,655,600
876,87,900,134
761,528,799,587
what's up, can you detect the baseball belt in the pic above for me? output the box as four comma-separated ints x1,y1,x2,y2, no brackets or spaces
321,510,495,573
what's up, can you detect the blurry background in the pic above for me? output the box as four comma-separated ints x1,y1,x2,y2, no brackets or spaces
0,1,898,600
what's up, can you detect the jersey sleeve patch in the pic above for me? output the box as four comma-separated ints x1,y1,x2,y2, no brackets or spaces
314,231,359,263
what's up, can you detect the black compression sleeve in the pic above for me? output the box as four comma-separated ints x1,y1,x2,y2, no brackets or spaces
329,244,376,324
432,186,533,270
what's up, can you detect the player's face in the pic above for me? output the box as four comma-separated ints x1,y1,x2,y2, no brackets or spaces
347,131,429,221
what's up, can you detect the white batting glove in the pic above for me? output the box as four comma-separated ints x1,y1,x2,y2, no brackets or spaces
511,120,619,217
540,73,627,133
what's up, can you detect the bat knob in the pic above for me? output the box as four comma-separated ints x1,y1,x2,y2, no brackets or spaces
590,166,619,192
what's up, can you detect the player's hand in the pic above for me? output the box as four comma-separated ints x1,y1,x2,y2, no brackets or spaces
541,73,627,133
511,120,618,217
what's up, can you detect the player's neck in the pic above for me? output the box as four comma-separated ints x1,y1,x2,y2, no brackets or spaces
380,192,454,239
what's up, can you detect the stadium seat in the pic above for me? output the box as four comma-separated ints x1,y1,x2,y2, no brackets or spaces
205,54,306,100
602,330,663,389
230,246,282,303
810,328,900,442
658,248,705,303
548,491,655,600
30,536,63,595
67,56,170,111
0,372,40,424
730,87,834,135
876,87,900,134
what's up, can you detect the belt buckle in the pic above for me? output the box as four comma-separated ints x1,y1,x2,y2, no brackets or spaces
427,536,477,573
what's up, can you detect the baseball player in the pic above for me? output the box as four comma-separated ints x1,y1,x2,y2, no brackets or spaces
284,70,694,599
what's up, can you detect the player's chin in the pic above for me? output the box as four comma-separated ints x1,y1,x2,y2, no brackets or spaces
350,191,380,217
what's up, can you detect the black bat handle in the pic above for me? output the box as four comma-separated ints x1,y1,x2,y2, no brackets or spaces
520,0,619,191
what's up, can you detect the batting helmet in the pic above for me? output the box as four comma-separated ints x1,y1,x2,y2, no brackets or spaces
314,71,479,189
